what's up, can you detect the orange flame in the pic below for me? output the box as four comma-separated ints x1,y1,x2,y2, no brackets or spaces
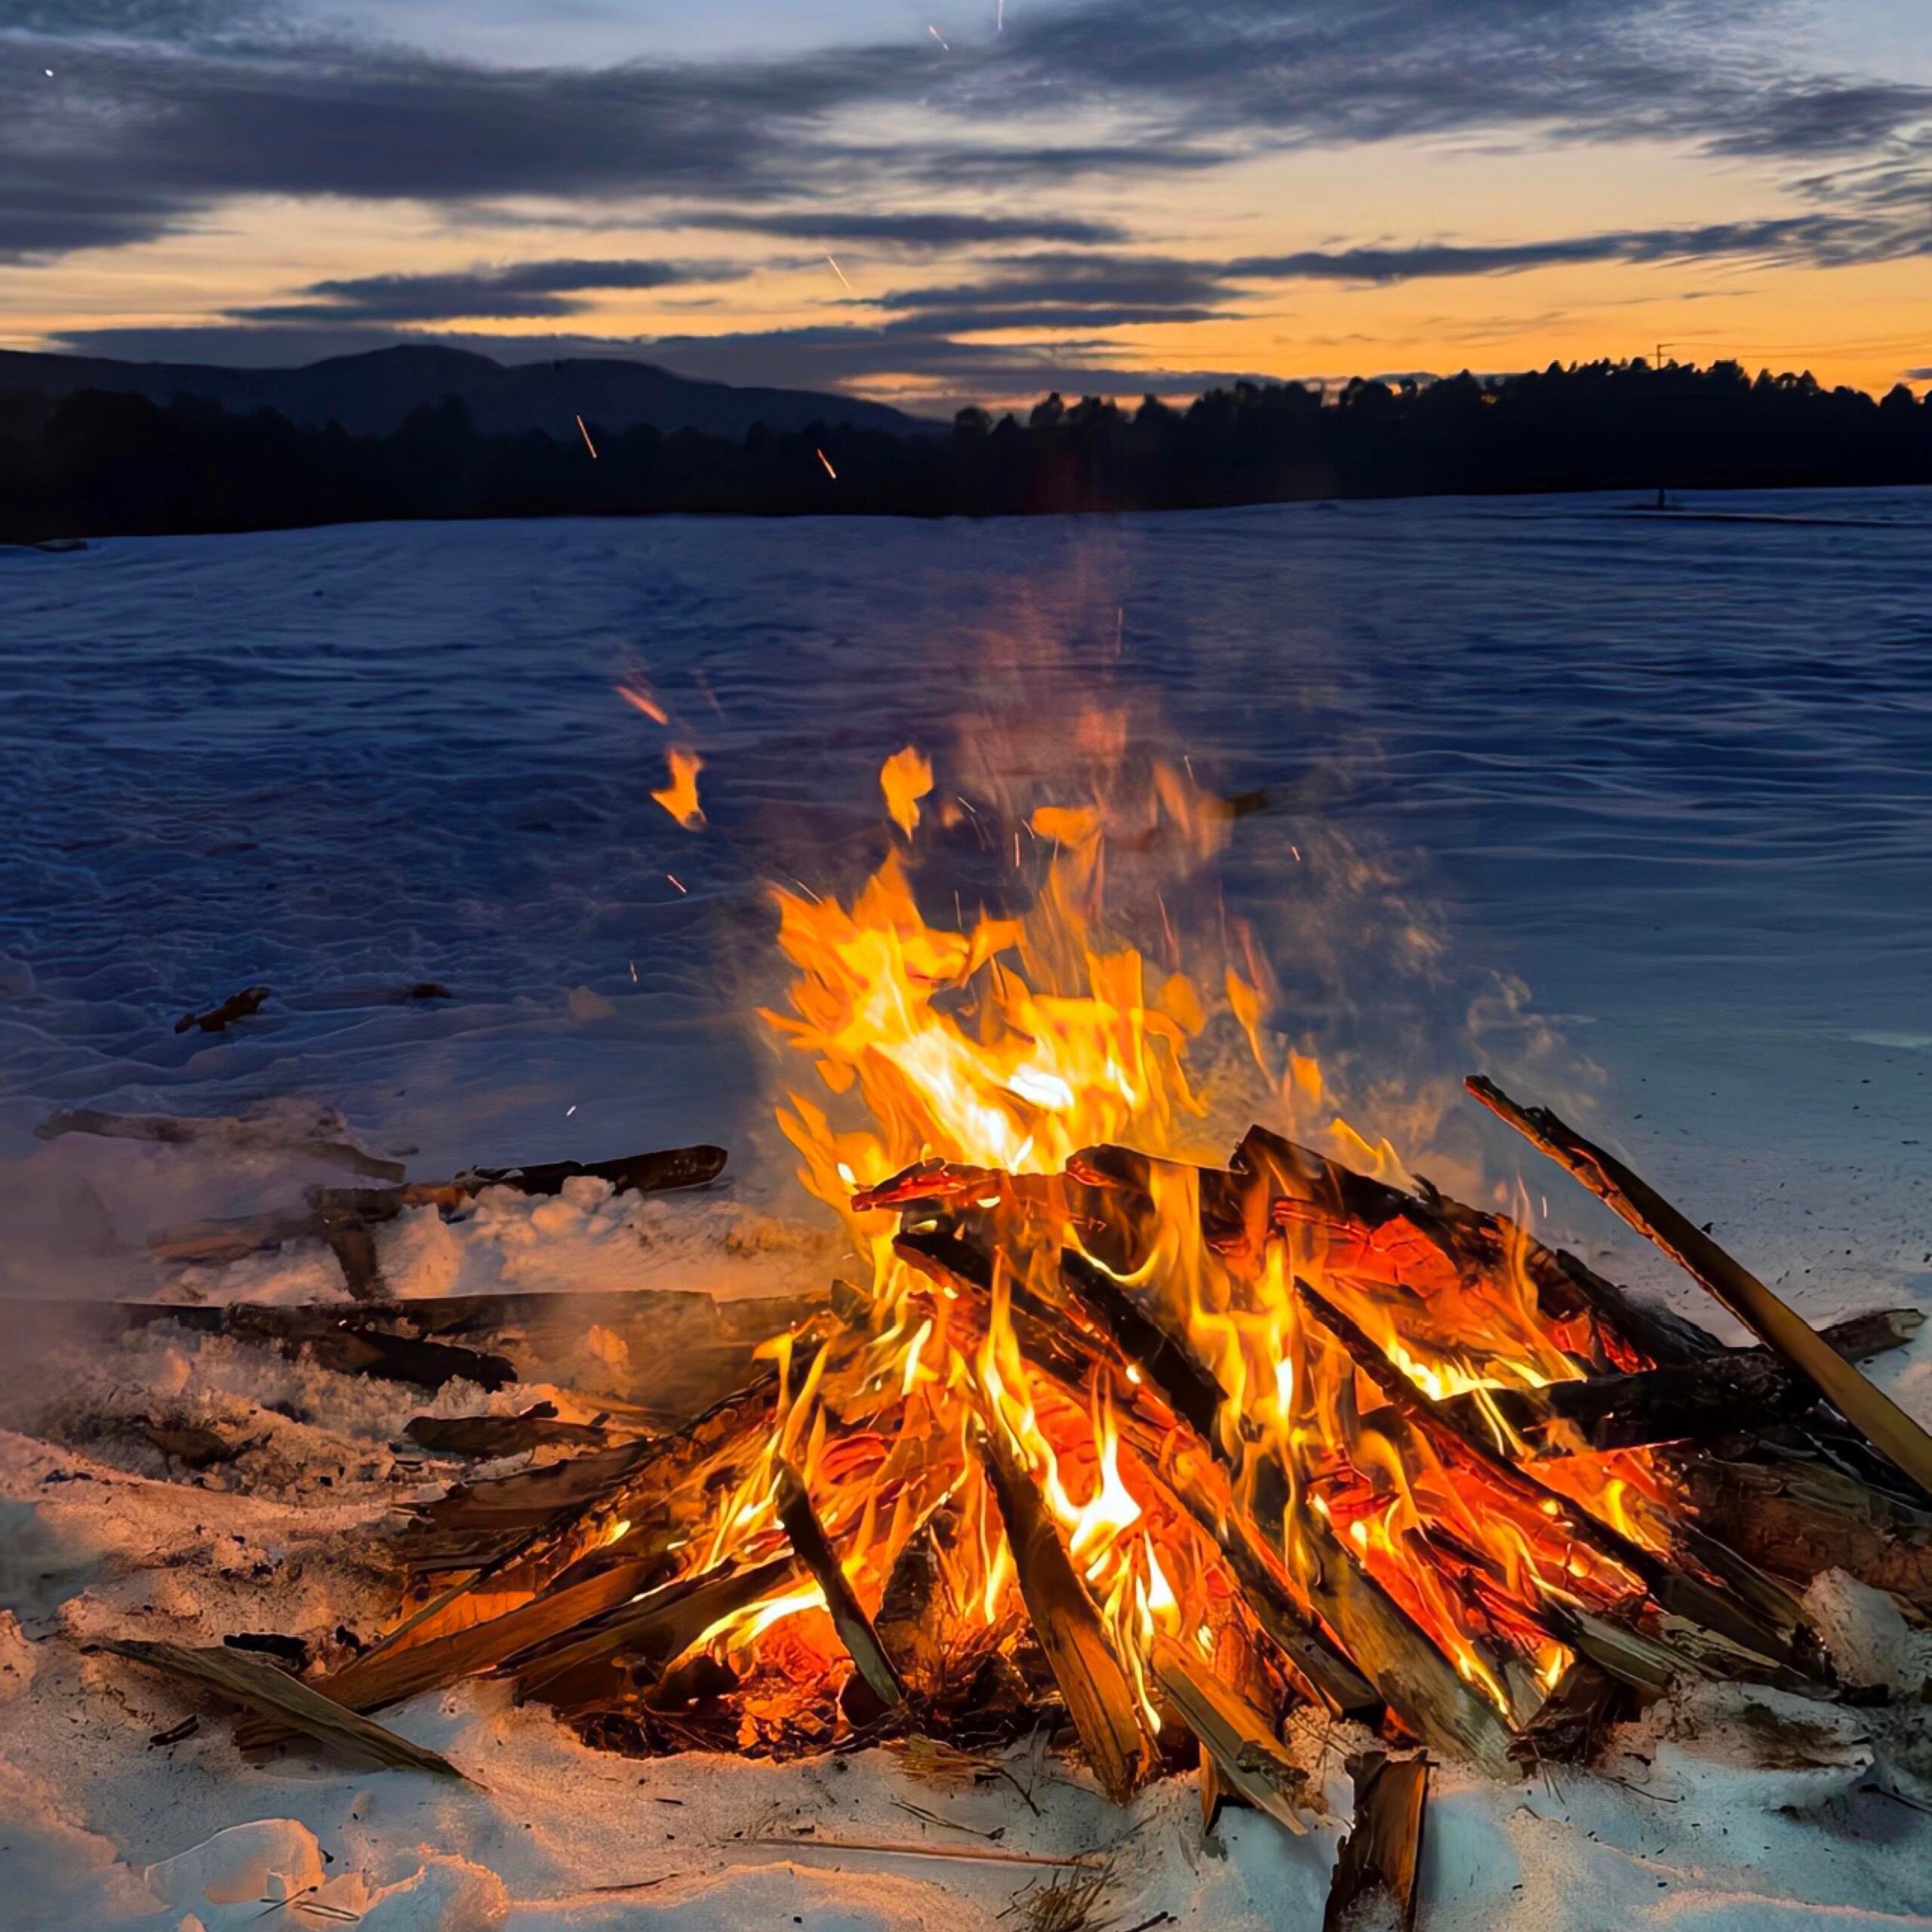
652,747,706,830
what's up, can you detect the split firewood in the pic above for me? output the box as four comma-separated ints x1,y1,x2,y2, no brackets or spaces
1467,1076,1932,1500
1295,1506,1517,1780
1323,1750,1429,1932
977,1427,1149,1803
38,1106,405,1180
103,1639,465,1779
895,1221,1380,1724
1151,1635,1312,1835
776,1460,910,1721
174,984,271,1034
1023,1238,1517,1770
1506,1657,1632,1768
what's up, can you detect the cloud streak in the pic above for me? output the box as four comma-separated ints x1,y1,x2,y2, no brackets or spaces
234,258,745,323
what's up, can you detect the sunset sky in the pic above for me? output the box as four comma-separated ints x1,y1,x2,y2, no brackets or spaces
5,0,1929,412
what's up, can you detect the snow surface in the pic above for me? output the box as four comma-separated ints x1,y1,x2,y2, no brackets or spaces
3,493,1932,1926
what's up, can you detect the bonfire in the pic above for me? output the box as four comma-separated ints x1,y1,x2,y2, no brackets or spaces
99,744,1932,1926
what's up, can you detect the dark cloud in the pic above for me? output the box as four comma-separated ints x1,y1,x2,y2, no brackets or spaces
0,29,910,260
14,0,1916,269
662,208,1130,248
875,252,1234,314
2,0,270,38
1230,214,1931,283
233,257,739,323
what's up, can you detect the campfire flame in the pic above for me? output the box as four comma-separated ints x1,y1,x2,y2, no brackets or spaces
623,741,1699,1770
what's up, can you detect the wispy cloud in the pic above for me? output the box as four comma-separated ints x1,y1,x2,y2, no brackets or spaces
233,258,745,323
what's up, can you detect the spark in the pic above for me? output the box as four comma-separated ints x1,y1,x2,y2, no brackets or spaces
816,447,838,479
615,681,669,725
629,959,638,982
566,1103,578,1117
45,66,56,77
998,0,1004,28
575,413,598,460
666,872,688,894
1290,844,1302,862
824,254,853,291
927,23,950,50
693,668,726,719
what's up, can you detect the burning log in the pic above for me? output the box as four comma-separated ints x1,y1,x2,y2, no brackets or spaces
1427,1309,1926,1454
1323,1751,1429,1932
775,1460,910,1721
1227,1124,1723,1372
1151,1635,1312,1835
1467,1078,1932,1500
896,1219,1382,1724
1017,1235,1527,1773
977,1426,1149,1803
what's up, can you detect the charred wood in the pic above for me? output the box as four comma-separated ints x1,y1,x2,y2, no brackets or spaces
1323,1751,1429,1932
405,1404,614,1457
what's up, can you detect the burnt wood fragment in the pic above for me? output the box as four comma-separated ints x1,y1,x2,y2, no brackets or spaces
1323,1751,1429,1932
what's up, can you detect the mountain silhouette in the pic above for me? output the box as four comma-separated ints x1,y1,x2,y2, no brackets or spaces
0,343,926,441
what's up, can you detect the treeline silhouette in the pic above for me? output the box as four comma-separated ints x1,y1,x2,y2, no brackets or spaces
3,358,1927,541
